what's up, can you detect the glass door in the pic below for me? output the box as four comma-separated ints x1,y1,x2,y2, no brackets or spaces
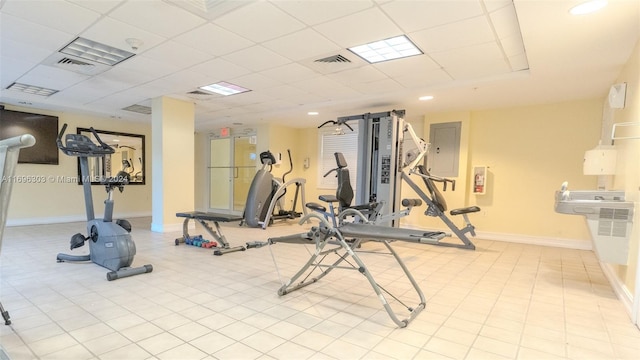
208,135,256,214
233,136,256,212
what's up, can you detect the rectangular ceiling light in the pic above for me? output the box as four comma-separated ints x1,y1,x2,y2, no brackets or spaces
348,35,423,64
60,37,135,66
199,81,251,96
6,82,59,96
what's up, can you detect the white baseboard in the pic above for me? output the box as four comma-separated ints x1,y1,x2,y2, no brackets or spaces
600,262,635,322
6,211,152,227
475,230,592,250
401,224,592,250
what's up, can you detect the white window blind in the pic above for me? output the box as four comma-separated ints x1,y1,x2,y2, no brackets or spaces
318,125,359,190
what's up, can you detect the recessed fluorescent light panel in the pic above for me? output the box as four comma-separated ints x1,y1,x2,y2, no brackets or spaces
6,82,59,97
348,35,422,64
60,37,135,66
199,81,251,96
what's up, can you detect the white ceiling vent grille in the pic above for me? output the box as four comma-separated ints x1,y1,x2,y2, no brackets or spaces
41,54,110,76
122,104,152,115
315,54,351,63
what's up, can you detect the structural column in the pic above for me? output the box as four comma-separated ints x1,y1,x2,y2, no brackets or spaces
151,96,195,232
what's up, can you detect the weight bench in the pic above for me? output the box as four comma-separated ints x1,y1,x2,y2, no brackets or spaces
175,211,244,256
266,211,446,328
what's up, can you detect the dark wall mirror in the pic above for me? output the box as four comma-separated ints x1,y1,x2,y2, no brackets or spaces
77,128,145,185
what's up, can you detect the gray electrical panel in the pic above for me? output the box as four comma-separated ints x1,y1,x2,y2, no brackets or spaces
428,122,461,177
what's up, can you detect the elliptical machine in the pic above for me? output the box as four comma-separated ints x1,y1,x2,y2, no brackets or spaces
56,124,152,281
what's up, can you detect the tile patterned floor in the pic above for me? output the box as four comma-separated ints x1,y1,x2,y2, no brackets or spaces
1,217,639,359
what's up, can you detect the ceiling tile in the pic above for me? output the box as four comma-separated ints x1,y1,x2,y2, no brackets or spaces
433,43,510,80
259,63,320,84
484,0,514,13
349,77,404,95
0,13,74,53
490,3,523,39
222,45,291,72
81,17,167,53
380,0,483,33
392,67,453,88
141,40,212,69
374,55,441,78
326,66,389,86
262,29,341,62
273,0,374,26
1,0,100,35
68,0,125,14
114,55,182,82
313,7,402,48
18,65,90,90
214,1,305,43
188,58,252,82
228,73,283,91
173,23,255,57
108,1,206,38
410,15,495,54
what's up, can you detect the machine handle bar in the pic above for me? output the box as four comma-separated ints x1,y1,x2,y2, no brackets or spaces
57,123,115,156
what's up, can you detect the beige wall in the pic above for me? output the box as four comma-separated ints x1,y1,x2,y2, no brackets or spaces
6,106,152,225
611,39,640,296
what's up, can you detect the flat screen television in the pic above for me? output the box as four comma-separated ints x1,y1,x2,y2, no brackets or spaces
0,108,59,165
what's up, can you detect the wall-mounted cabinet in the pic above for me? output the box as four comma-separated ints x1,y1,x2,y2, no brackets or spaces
473,166,487,195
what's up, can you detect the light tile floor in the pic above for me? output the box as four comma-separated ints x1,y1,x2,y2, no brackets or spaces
1,217,639,359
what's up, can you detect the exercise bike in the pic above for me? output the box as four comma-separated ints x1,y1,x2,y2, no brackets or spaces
56,124,153,281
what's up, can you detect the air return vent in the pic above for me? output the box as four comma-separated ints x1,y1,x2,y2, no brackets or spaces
188,90,213,95
122,104,152,115
315,54,351,63
58,57,94,66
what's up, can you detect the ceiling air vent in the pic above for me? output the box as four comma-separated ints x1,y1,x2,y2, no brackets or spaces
314,54,351,63
188,90,213,95
122,104,152,115
57,57,94,67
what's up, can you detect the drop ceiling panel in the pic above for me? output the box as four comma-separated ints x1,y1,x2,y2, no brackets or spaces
349,78,404,95
489,3,523,39
68,0,124,14
81,17,167,52
188,58,251,82
228,73,283,91
262,29,341,62
313,7,403,48
18,65,90,90
140,40,212,69
108,0,206,38
380,0,484,33
1,0,100,35
173,23,255,57
273,0,374,26
0,14,74,53
114,55,183,82
392,68,453,88
484,0,514,13
410,16,495,54
374,55,441,79
222,45,291,72
0,56,41,88
214,1,305,43
259,63,320,84
326,66,389,86
434,43,510,80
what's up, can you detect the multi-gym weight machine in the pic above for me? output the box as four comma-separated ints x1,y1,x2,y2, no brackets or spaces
324,109,479,249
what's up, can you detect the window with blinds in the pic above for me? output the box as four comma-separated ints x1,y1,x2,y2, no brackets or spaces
318,124,359,190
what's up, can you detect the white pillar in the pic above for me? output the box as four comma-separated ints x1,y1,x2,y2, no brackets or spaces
150,97,195,232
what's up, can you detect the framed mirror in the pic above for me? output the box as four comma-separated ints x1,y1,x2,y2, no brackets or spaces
77,128,146,185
